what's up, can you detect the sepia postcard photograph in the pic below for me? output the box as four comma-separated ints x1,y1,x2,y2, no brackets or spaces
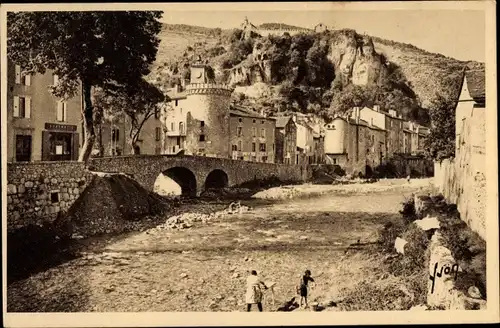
1,1,498,327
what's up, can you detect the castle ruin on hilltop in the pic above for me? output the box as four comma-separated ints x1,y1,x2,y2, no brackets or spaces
240,17,330,39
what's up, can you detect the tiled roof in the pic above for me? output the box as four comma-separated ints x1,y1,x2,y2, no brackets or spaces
230,105,269,119
165,89,187,100
464,68,486,103
274,116,291,128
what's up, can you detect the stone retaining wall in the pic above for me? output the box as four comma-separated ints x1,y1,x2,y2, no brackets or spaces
427,232,486,310
6,162,93,231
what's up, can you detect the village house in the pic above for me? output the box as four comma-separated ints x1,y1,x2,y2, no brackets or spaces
6,59,83,162
273,116,298,164
161,85,188,155
403,121,430,155
97,109,163,156
455,68,486,152
324,109,386,175
293,115,316,165
229,105,276,163
353,105,405,157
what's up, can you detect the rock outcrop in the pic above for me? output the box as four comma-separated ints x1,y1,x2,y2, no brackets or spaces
329,31,387,86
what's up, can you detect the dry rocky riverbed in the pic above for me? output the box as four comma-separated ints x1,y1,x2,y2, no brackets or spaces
7,179,433,312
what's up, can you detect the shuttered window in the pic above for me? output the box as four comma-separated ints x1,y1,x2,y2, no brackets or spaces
56,101,67,122
15,65,21,84
13,96,31,118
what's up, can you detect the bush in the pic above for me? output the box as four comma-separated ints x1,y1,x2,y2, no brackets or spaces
399,196,417,223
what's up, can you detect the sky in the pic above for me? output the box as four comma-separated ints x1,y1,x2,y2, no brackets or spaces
159,4,486,62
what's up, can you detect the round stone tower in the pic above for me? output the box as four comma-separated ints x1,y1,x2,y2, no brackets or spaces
184,59,234,158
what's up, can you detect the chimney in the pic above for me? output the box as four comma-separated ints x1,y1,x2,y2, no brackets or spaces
373,105,380,112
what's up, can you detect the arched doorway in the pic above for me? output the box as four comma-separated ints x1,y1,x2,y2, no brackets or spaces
153,167,197,198
204,169,229,190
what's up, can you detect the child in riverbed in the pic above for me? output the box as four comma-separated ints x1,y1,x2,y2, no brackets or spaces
297,269,315,308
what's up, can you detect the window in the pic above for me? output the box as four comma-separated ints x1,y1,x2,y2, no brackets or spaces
237,127,243,137
232,144,238,151
239,118,243,123
333,158,337,164
252,156,256,162
262,156,268,162
200,121,205,127
199,134,206,142
261,120,264,124
175,100,178,106
259,143,266,152
13,96,31,118
155,127,161,141
260,128,265,138
21,73,31,86
56,101,68,122
253,119,256,123
14,65,31,85
154,107,160,119
171,122,175,131
111,128,120,142
272,143,275,151
15,135,31,162
179,122,184,134
252,127,257,137
238,140,242,151
15,65,21,84
50,192,60,203
252,142,256,152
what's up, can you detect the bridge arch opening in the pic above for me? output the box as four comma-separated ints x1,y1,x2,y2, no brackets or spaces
153,167,197,198
204,169,229,190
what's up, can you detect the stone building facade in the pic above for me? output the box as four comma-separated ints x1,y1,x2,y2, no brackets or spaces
161,86,188,154
180,63,234,158
273,116,298,164
6,59,83,163
324,113,386,175
96,111,163,157
229,106,276,163
434,68,486,239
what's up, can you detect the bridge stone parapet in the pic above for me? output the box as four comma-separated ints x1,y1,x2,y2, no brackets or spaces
89,154,309,196
6,155,309,230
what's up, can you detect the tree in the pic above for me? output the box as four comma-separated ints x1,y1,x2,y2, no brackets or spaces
7,11,162,162
423,93,456,161
93,79,165,155
329,84,367,116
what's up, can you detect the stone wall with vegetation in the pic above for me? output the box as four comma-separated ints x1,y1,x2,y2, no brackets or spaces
6,162,93,231
433,110,486,240
413,195,486,310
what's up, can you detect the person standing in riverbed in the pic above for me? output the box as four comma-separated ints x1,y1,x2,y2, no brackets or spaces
245,270,268,312
298,269,315,308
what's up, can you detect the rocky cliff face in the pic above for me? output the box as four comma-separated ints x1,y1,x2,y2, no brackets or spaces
328,32,387,86
153,24,482,109
227,30,389,89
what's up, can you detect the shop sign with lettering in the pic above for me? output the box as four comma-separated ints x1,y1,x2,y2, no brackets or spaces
45,123,77,132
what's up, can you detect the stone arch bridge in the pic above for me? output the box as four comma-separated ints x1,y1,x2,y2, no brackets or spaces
89,155,309,196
